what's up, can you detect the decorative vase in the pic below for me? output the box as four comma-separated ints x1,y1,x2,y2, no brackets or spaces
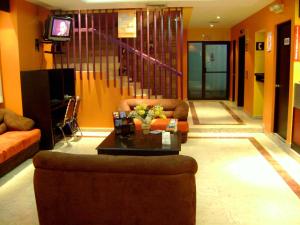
141,122,150,134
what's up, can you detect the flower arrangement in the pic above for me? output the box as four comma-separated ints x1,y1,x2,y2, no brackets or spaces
128,103,166,124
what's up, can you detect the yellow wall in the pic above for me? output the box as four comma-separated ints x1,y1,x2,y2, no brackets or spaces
231,0,295,143
293,1,300,88
253,32,265,117
188,28,230,41
0,0,49,114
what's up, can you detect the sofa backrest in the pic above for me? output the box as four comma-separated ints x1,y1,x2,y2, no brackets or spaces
33,151,197,225
118,99,189,120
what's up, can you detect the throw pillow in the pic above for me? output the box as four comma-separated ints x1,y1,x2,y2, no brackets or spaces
0,122,7,134
0,110,4,123
174,102,189,121
3,109,35,131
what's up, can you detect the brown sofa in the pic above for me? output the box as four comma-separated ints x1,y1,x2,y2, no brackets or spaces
0,109,41,177
33,151,198,225
118,99,189,143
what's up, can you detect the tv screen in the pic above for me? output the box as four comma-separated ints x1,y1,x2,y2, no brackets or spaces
44,16,72,42
0,0,10,12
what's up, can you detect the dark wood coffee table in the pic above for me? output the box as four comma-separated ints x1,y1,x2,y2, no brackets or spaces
96,131,181,156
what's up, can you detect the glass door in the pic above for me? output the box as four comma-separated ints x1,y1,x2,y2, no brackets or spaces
188,43,203,99
188,42,229,100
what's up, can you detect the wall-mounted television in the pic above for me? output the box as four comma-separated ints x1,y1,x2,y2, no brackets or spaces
44,16,72,42
0,0,10,12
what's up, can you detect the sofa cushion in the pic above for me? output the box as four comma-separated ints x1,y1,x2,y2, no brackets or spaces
0,129,41,163
3,110,35,131
134,118,189,133
164,111,174,118
174,101,189,120
0,123,7,135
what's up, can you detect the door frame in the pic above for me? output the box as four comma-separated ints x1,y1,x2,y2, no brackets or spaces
187,41,230,100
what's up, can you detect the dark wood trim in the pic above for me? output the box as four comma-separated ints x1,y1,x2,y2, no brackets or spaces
180,8,184,99
105,10,109,87
0,142,40,177
98,13,102,79
174,9,178,99
140,10,144,97
154,10,157,98
91,11,95,78
127,38,130,95
161,11,165,97
219,101,244,124
78,11,82,79
147,10,150,98
113,12,116,87
232,40,236,101
188,101,200,125
85,12,89,79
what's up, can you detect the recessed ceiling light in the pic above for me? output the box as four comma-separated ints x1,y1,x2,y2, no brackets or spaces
210,24,214,28
217,16,221,19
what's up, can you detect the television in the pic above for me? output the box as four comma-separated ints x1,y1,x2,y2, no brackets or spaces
44,16,72,42
0,0,10,12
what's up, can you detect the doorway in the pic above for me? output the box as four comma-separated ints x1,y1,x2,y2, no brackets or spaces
188,41,230,100
274,21,291,140
237,36,245,107
232,40,236,101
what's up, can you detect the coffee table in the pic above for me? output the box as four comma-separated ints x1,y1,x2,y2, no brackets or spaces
96,130,181,156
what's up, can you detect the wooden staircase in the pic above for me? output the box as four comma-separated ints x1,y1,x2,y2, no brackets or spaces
54,9,183,99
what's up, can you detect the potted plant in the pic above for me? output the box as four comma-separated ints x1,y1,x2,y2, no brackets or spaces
128,103,166,134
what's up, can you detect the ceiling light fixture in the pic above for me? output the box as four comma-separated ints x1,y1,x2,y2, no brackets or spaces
210,24,214,28
216,16,221,19
269,3,284,14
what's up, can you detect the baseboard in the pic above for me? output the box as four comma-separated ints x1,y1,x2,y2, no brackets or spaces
267,133,300,163
81,127,113,132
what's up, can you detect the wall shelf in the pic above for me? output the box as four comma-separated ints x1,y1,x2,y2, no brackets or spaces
21,69,75,150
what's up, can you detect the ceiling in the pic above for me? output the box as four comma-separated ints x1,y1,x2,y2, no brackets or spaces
27,0,275,28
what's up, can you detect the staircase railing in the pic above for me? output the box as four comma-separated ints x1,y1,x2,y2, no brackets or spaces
53,8,184,99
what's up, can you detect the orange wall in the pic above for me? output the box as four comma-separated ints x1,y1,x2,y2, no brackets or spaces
231,0,295,142
76,72,131,128
188,28,230,41
16,0,50,71
0,0,49,114
0,0,21,114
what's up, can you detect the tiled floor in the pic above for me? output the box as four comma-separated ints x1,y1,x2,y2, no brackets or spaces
1,101,300,225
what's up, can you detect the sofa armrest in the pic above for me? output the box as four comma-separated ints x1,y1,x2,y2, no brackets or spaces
174,101,189,121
